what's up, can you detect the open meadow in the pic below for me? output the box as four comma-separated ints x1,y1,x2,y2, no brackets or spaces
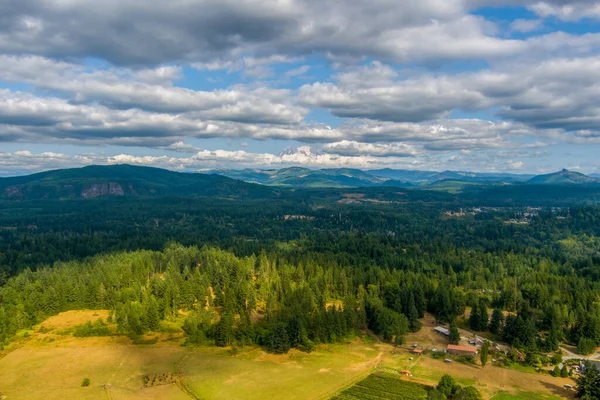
0,310,577,400
0,311,384,400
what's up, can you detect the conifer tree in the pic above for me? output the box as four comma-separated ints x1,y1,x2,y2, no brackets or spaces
577,362,600,399
267,322,290,354
477,299,489,332
144,295,160,331
480,341,489,367
470,302,480,331
449,322,461,345
214,313,233,347
490,308,503,335
408,295,422,332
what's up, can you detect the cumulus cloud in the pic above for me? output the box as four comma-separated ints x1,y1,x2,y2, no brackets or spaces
0,145,545,177
0,149,96,175
0,0,598,173
0,55,306,124
299,56,600,136
322,141,418,157
162,141,203,153
529,1,600,21
0,0,533,67
508,160,525,169
0,87,550,150
285,65,311,78
510,19,543,33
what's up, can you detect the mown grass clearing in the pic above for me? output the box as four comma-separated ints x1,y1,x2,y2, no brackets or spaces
180,344,383,400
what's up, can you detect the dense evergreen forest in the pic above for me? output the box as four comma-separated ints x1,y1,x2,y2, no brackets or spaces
2,192,600,361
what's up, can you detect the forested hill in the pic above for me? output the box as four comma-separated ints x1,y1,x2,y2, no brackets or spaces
527,169,600,185
3,164,600,204
0,164,276,200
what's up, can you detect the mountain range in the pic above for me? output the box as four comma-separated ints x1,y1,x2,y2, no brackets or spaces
209,167,409,188
211,167,600,188
0,164,275,200
1,164,599,200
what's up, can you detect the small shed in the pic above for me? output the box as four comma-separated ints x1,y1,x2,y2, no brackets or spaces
400,370,412,377
413,348,423,355
434,326,450,336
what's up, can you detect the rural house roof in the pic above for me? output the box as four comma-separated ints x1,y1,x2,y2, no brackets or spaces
447,344,478,353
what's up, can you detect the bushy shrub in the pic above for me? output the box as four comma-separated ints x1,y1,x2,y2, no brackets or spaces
577,337,597,355
73,319,111,337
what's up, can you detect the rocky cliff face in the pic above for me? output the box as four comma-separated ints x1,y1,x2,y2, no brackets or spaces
3,186,21,198
2,181,130,200
81,182,125,198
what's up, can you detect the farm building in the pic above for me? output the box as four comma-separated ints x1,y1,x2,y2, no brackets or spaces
434,326,450,336
446,344,478,356
412,348,423,355
400,370,412,377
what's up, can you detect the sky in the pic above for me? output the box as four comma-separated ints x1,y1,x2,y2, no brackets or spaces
1,0,600,175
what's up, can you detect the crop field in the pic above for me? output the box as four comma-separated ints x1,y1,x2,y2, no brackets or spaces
331,372,429,400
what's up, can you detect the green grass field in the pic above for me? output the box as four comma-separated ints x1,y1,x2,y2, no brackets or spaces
180,344,383,400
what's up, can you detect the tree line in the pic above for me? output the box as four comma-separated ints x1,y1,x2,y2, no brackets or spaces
2,238,600,359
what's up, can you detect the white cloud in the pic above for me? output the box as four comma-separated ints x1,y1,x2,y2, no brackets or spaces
0,0,543,66
0,55,307,124
322,141,418,157
0,0,598,173
529,2,600,21
135,66,183,84
299,56,600,136
162,141,203,153
285,65,311,78
508,160,525,169
0,87,580,152
0,145,553,176
510,19,543,33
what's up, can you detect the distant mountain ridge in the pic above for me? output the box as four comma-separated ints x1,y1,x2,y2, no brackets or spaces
209,167,412,188
527,169,600,185
1,165,599,201
0,164,275,200
210,167,537,188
